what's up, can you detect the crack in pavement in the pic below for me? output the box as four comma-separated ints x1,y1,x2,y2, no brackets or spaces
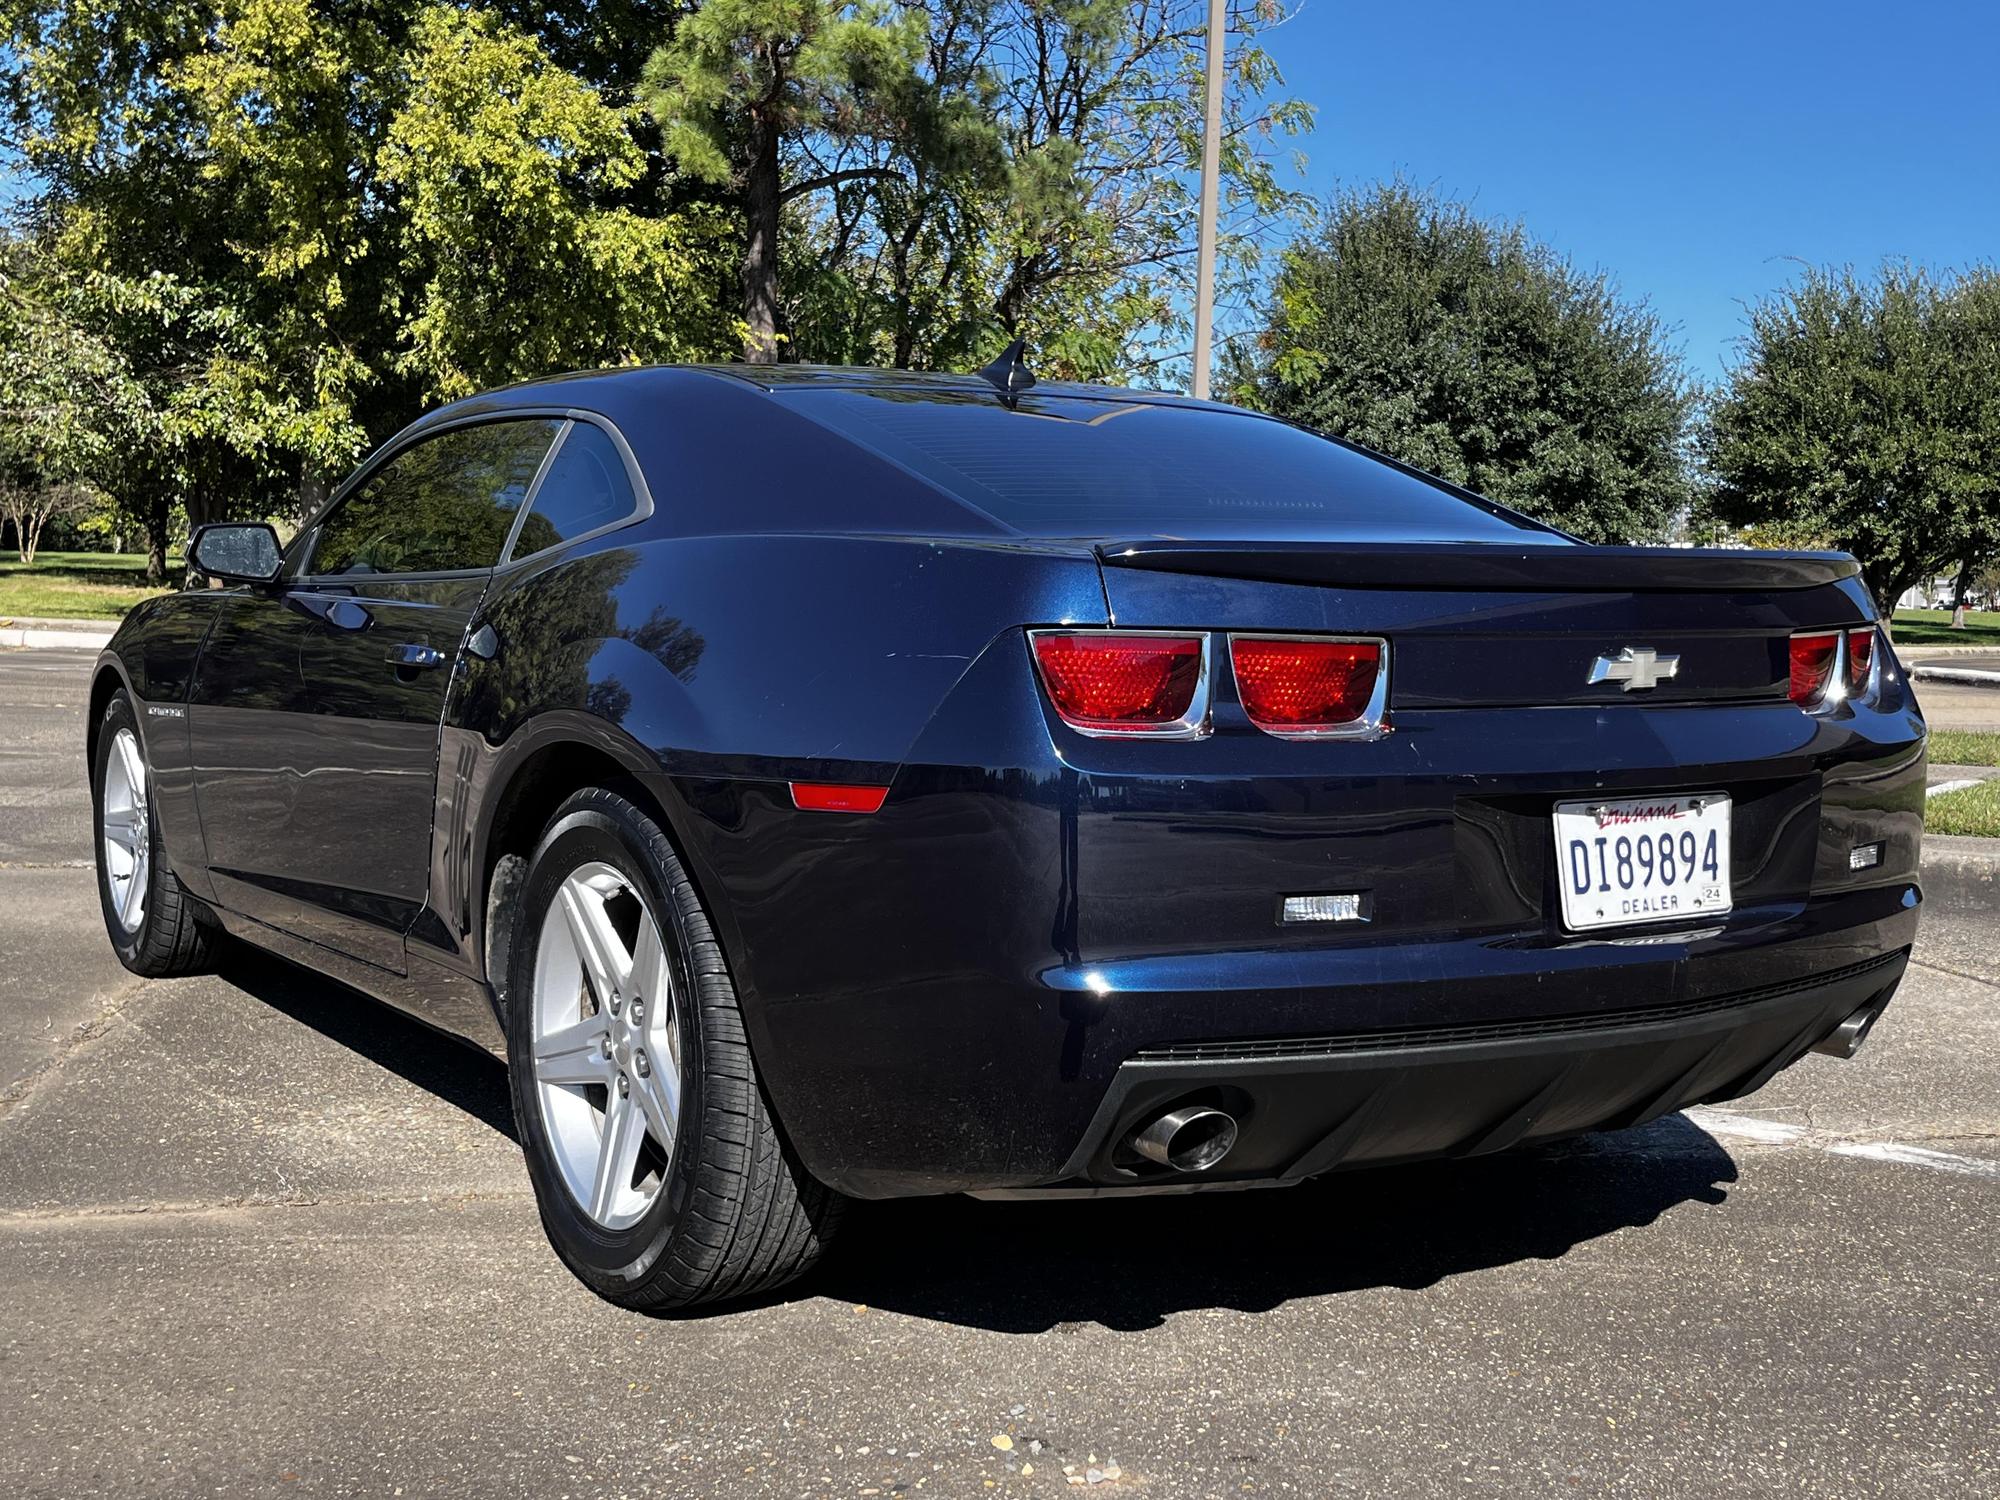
0,973,152,1123
1909,955,2000,991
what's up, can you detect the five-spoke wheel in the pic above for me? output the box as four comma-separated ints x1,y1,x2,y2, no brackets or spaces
506,786,843,1310
91,688,215,977
531,862,684,1230
99,726,150,934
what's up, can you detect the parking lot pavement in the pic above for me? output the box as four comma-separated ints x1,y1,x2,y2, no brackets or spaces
3,648,1995,1498
1914,680,2000,733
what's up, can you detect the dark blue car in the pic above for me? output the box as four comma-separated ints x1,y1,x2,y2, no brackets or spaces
89,364,1926,1309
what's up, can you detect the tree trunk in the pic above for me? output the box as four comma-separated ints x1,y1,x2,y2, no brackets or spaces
144,499,170,584
740,107,782,365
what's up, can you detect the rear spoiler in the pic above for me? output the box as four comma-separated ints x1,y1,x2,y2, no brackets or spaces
1095,541,1862,593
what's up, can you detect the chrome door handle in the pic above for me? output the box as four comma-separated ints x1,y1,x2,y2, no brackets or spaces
386,643,446,670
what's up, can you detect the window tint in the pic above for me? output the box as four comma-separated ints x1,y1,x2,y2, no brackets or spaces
782,389,1556,543
508,422,640,561
311,419,561,576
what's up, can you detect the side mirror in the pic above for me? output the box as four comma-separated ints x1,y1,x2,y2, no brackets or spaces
189,523,283,586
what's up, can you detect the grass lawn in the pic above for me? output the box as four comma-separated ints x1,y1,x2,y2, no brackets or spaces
1890,608,2000,646
1925,779,2000,838
1927,730,2000,767
0,550,178,621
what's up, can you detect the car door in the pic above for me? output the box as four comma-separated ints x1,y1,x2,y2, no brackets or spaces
187,416,562,971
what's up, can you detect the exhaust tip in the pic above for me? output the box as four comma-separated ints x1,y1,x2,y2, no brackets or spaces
1811,1001,1885,1059
1130,1106,1239,1173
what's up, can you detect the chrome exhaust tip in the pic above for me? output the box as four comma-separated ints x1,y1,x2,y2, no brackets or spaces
1811,1001,1885,1059
1130,1106,1239,1172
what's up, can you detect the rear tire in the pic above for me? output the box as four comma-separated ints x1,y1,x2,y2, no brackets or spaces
92,690,217,977
506,786,844,1311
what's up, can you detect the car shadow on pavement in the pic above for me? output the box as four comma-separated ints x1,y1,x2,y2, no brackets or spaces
206,951,1735,1332
816,1119,1738,1333
217,950,517,1142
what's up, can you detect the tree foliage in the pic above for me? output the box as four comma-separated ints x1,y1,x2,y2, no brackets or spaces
1233,183,1696,544
777,0,1313,380
1703,263,2000,610
384,7,737,398
1,0,1311,570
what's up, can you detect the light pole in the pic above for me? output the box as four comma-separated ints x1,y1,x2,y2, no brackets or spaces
1190,0,1225,401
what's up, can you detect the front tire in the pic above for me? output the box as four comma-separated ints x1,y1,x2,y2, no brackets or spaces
92,690,217,977
506,786,843,1311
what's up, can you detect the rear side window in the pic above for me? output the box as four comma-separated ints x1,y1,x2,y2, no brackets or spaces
781,389,1553,543
507,422,640,561
310,419,561,576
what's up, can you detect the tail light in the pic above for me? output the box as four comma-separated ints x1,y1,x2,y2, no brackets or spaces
1789,631,1840,706
1030,631,1209,737
1845,627,1876,694
1230,635,1387,738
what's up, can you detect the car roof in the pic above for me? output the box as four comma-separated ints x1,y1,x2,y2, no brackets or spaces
448,361,1229,414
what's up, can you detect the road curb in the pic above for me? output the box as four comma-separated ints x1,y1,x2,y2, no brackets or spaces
0,623,113,651
1920,835,2000,915
1911,664,2000,688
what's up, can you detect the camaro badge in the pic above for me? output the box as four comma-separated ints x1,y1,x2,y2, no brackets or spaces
1587,646,1680,691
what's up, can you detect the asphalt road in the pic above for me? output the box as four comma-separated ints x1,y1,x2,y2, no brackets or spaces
1,646,1995,1499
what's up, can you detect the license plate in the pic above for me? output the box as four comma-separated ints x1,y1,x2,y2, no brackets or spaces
1553,793,1732,932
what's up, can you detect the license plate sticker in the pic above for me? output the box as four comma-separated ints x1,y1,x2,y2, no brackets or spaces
1553,793,1732,932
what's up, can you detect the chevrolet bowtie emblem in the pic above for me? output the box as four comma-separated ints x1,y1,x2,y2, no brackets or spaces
1587,646,1680,692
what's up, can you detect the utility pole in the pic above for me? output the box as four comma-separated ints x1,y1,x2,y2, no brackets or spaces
1191,0,1225,401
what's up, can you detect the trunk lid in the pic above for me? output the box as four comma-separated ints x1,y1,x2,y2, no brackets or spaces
1096,541,1873,710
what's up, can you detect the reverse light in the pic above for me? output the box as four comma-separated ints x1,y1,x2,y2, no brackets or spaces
1846,627,1876,695
1849,841,1884,871
1230,635,1387,739
1029,631,1208,737
1789,631,1841,707
1282,893,1366,924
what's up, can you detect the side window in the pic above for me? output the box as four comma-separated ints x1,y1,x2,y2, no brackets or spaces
310,419,561,577
507,422,641,562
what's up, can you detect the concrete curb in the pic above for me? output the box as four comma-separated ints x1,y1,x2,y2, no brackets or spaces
0,622,113,651
1911,664,2000,688
1894,643,2000,658
1921,835,2000,916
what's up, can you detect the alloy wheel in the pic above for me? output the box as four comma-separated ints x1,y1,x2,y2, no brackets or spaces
529,861,682,1230
101,727,150,933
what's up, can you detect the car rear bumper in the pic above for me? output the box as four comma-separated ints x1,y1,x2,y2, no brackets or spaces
1037,945,1907,1192
742,875,1919,1198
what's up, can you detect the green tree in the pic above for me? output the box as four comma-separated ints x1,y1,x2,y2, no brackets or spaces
0,242,140,561
1234,183,1695,543
1704,263,2000,611
382,7,736,399
1,0,738,545
777,0,1312,380
641,0,935,363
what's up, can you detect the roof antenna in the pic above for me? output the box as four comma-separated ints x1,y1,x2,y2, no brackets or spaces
975,336,1036,407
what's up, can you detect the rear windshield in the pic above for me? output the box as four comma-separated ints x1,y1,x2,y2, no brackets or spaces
781,388,1556,542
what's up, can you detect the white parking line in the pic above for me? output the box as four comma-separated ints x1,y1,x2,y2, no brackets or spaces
1926,778,1984,798
1688,1107,2000,1181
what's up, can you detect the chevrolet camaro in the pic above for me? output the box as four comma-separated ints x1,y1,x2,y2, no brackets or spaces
88,356,1927,1309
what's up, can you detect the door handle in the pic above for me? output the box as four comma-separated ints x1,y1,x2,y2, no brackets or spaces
386,642,446,671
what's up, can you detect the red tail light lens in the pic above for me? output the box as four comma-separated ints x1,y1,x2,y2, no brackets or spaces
1030,632,1206,735
1789,631,1840,706
1845,627,1876,694
1230,636,1386,737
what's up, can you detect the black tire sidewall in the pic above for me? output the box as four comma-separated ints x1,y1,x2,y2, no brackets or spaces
92,691,154,968
506,800,708,1285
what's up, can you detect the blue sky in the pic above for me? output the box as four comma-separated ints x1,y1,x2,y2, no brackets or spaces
1260,0,2000,380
